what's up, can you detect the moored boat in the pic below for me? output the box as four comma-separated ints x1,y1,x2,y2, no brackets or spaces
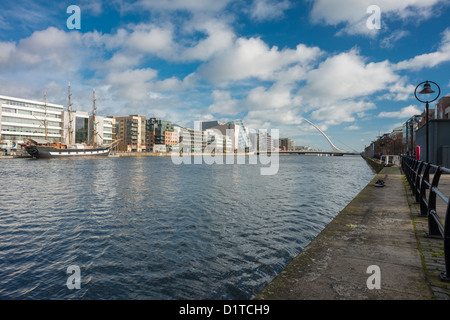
23,85,119,159
24,138,110,159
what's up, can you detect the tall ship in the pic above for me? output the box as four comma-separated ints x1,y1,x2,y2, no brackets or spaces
25,85,116,159
25,138,111,159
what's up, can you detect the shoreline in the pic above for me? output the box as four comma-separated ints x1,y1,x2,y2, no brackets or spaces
1,152,363,159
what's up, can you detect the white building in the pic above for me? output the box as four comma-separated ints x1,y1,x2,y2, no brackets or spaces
0,94,64,150
204,128,232,153
174,126,205,154
102,117,114,145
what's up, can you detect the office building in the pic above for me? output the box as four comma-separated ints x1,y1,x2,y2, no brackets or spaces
200,120,221,131
204,128,232,153
165,130,178,151
249,130,276,152
279,138,295,151
200,120,253,152
174,126,206,154
227,120,253,152
0,94,64,149
436,96,450,119
115,115,147,152
146,118,173,151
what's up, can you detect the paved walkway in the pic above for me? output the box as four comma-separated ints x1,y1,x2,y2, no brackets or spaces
254,166,450,300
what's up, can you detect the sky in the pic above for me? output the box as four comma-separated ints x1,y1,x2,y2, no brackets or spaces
0,0,449,152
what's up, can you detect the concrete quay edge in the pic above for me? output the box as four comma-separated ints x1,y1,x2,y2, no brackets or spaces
254,166,441,300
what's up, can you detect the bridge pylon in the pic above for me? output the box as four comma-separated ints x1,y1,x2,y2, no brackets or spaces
302,119,346,153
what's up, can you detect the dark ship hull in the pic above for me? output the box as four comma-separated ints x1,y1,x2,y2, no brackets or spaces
26,145,110,159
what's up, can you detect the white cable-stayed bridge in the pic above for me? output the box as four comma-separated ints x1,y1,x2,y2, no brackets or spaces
279,119,360,156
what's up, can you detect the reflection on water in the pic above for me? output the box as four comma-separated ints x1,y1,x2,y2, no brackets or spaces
0,155,374,299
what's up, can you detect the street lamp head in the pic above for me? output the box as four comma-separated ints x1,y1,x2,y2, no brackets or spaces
414,80,440,103
419,81,435,94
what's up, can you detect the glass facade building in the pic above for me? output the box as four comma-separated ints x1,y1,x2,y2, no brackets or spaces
75,116,89,143
0,95,64,144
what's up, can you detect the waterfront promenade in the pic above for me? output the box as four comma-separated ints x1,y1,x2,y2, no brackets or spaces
255,164,450,300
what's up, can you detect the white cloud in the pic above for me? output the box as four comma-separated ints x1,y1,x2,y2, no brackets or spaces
245,84,301,110
249,0,291,21
208,90,240,116
0,27,94,96
125,24,176,58
300,49,398,104
78,0,103,16
380,30,410,49
12,27,83,70
244,108,302,127
394,28,450,71
182,20,236,61
310,100,376,130
83,18,235,63
134,0,232,14
150,77,184,92
107,68,158,84
82,29,129,50
102,52,142,71
377,105,422,118
345,125,361,130
308,0,447,36
199,37,322,83
106,68,158,100
0,42,15,66
0,1,64,33
379,78,416,101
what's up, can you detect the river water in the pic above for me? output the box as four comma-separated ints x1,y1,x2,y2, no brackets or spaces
0,155,374,299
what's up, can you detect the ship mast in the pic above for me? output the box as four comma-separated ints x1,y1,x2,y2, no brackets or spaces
67,82,73,145
92,89,97,147
44,92,48,140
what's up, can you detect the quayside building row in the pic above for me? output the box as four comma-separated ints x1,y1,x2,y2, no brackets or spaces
364,95,450,167
0,94,113,149
0,94,288,155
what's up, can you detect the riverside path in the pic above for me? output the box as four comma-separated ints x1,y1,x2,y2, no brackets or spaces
254,165,450,300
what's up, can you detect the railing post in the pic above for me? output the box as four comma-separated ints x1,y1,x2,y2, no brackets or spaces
403,156,411,187
408,159,415,189
440,201,450,282
427,166,443,238
419,163,431,217
401,155,406,176
415,162,424,204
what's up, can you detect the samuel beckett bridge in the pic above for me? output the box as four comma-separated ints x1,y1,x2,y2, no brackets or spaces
279,119,360,156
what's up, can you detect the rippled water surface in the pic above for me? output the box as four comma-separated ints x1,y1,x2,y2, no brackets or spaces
0,155,374,299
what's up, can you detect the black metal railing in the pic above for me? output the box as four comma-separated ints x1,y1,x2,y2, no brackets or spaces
401,156,450,282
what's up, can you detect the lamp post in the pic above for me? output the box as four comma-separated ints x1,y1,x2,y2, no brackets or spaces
414,80,440,163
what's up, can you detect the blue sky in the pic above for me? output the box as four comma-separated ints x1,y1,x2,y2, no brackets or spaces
1,0,449,151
